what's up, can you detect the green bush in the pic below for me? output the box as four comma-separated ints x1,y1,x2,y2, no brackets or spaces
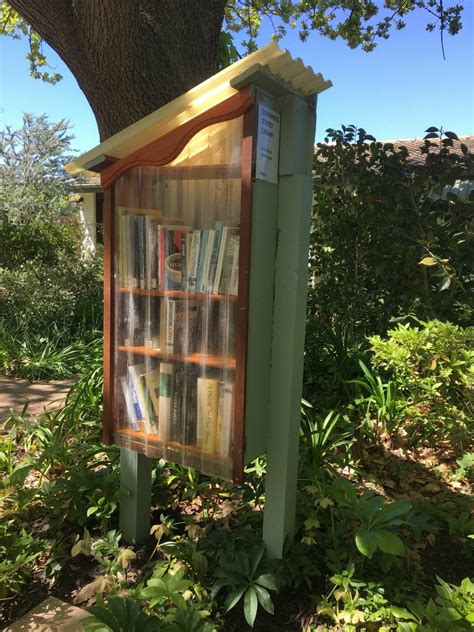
310,126,474,334
0,217,103,379
368,320,474,444
0,218,103,340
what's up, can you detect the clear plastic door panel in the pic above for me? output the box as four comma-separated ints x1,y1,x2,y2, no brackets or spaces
112,117,244,480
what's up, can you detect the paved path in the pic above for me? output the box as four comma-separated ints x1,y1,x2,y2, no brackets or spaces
5,596,88,631
0,376,76,421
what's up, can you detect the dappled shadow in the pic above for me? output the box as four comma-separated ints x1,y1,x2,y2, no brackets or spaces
0,376,76,421
359,443,473,585
4,596,88,631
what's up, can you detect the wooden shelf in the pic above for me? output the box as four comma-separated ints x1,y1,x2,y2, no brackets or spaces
118,345,236,369
114,429,232,473
118,287,238,302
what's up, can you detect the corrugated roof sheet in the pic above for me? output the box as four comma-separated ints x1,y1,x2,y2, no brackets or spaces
66,43,331,176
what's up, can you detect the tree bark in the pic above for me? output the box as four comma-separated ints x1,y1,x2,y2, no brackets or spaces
10,1,227,140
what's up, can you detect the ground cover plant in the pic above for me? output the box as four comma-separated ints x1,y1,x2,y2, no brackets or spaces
1,128,473,629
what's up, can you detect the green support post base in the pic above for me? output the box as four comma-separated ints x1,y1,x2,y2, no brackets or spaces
119,447,152,544
263,93,316,559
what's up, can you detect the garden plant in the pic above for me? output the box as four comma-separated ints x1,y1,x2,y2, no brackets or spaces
0,125,473,630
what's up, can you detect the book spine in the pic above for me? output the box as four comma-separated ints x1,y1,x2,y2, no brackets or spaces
145,215,152,290
184,232,193,291
221,382,234,456
165,299,176,354
195,230,209,293
170,366,184,441
202,378,219,454
143,368,161,434
200,229,215,293
128,215,135,288
121,376,138,431
219,235,238,295
129,382,145,433
159,363,174,442
128,364,153,434
150,217,158,289
164,228,171,290
158,226,166,290
196,377,205,447
213,226,228,294
183,370,198,445
143,300,153,348
181,231,187,292
138,216,146,289
119,212,126,286
187,230,201,292
207,222,223,293
229,237,240,296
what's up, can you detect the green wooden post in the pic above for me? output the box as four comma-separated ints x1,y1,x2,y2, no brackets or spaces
263,93,316,559
119,447,152,544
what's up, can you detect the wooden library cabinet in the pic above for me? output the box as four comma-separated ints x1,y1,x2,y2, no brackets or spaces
66,43,331,484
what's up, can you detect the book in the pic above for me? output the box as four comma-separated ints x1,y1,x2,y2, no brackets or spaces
145,215,158,289
216,381,234,457
137,215,146,289
128,363,155,434
164,227,192,290
197,377,219,454
219,234,239,295
143,367,161,422
229,238,240,296
207,222,223,292
123,294,143,346
199,229,215,293
159,363,174,442
120,376,138,431
160,298,199,355
187,230,201,292
182,368,198,446
195,230,209,293
143,299,160,348
170,366,185,441
213,226,239,294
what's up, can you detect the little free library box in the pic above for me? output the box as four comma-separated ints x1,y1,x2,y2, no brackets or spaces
67,45,331,537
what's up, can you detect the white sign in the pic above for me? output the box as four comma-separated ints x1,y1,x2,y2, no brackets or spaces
255,104,280,184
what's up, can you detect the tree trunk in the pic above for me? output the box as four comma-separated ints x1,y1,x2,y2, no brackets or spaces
10,0,227,140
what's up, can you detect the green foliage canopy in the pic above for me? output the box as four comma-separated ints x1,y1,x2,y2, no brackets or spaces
0,113,74,222
1,1,465,82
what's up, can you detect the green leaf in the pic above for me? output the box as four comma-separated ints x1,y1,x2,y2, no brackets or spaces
355,528,377,558
250,545,265,577
244,586,258,627
425,598,437,620
436,607,462,622
376,500,412,524
375,530,405,556
224,586,246,613
254,585,274,615
390,606,417,620
255,573,278,591
419,256,437,266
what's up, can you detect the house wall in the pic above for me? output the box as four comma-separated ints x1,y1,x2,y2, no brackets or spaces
78,192,97,252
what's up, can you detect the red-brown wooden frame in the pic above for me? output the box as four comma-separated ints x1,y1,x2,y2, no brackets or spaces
101,87,255,481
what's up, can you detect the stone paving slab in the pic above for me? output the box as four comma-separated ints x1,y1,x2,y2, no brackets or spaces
0,376,76,421
4,596,89,631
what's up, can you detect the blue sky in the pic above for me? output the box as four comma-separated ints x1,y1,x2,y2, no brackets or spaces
1,4,472,156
